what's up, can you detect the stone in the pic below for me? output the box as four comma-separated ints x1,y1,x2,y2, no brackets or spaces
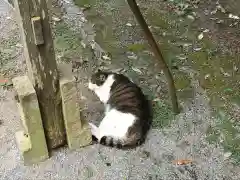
59,64,92,150
12,76,49,165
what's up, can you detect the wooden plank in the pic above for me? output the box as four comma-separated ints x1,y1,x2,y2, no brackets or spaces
31,16,44,45
14,0,66,149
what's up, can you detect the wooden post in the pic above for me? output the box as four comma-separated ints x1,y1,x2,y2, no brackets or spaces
14,0,66,149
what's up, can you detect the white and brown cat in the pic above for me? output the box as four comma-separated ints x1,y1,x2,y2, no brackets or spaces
88,69,152,149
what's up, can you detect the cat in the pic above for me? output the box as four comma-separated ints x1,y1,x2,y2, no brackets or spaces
88,69,152,149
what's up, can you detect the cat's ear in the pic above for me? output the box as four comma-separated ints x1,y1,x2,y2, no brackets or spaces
99,74,106,81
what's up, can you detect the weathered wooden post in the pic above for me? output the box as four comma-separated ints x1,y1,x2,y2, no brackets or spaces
14,0,65,149
12,0,92,165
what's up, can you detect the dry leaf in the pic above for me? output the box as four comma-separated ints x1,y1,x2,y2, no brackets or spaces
173,159,193,165
126,23,132,27
176,55,187,60
52,16,61,22
216,20,224,24
15,43,23,48
229,14,240,20
127,54,138,60
80,41,86,48
198,33,204,40
187,15,195,20
132,67,142,74
216,5,226,13
203,29,209,33
0,79,8,84
204,74,210,79
194,47,202,51
102,55,111,61
224,152,232,159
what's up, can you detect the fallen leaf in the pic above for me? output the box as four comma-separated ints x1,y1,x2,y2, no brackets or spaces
0,78,12,88
15,43,23,48
216,5,226,13
52,16,61,22
127,54,138,60
198,33,204,40
0,79,8,84
229,14,240,20
80,16,87,22
210,17,218,21
153,98,161,102
80,41,86,48
193,47,202,51
204,74,210,79
63,0,70,3
210,9,217,15
173,159,193,165
220,68,231,77
216,20,224,24
81,96,87,100
176,55,187,60
183,43,192,47
233,65,238,72
132,67,142,74
90,41,96,49
102,55,111,61
203,29,209,33
224,152,232,159
82,4,91,11
187,15,195,20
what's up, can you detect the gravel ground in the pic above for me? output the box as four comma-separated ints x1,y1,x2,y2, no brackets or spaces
1,85,239,180
0,0,240,179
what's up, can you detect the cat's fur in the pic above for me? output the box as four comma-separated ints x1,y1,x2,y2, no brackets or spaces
88,69,152,149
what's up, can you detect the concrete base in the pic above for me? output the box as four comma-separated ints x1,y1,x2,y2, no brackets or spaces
12,76,49,165
58,64,92,150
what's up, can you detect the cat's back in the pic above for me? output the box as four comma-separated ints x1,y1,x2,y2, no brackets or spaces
107,73,147,117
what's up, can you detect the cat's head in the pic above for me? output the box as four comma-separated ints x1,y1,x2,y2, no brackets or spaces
88,69,112,91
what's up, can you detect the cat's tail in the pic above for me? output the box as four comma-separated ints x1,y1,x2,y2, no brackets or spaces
99,136,123,148
96,135,142,149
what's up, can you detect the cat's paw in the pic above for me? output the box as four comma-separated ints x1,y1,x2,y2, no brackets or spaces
88,122,100,140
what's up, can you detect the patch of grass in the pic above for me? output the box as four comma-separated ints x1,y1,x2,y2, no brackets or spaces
146,11,170,30
152,100,174,128
0,35,20,76
53,22,85,62
206,110,240,164
127,43,145,53
165,0,200,16
206,126,220,143
73,0,96,7
174,71,191,90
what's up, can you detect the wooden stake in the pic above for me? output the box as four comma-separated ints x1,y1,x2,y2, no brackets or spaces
14,0,66,148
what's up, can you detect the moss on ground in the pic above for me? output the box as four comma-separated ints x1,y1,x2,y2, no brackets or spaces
206,110,240,165
71,0,240,163
53,21,86,63
152,100,175,128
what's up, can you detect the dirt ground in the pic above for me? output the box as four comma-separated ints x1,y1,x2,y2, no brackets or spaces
0,0,240,179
